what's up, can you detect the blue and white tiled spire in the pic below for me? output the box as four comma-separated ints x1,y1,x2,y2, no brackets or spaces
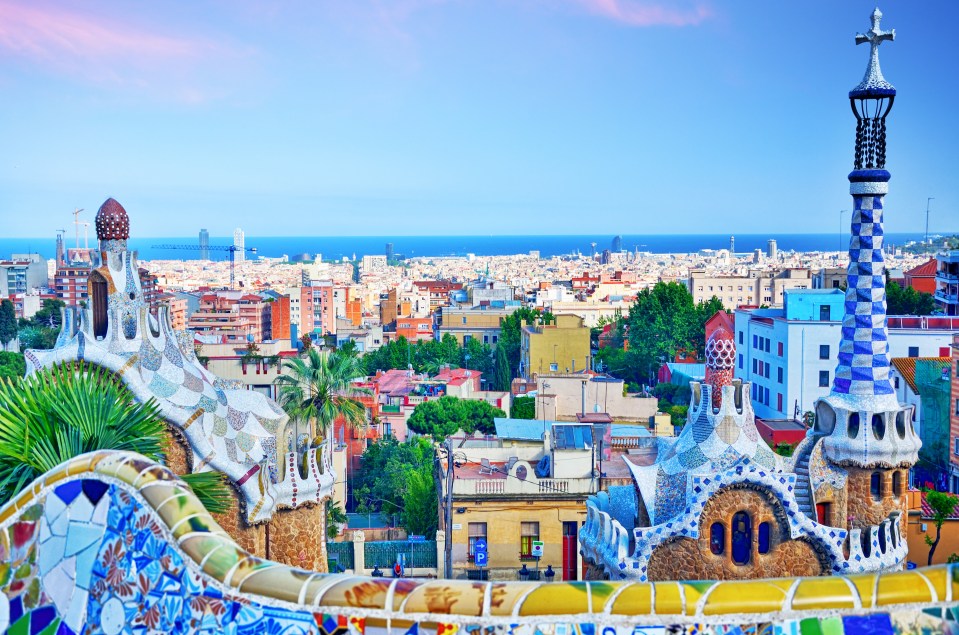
833,177,894,397
817,9,920,468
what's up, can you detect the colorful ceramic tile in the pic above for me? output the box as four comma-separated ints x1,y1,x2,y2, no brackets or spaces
701,580,791,616
402,581,487,616
790,578,856,611
519,582,589,616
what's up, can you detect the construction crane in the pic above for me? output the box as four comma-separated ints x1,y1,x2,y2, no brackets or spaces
72,208,84,250
152,244,257,290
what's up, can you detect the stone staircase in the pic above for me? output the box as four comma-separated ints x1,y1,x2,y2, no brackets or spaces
792,436,820,520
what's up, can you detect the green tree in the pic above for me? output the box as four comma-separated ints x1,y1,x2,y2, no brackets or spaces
492,342,511,392
275,347,371,444
510,395,535,419
924,489,959,565
0,300,16,351
407,395,504,443
326,499,348,540
0,362,230,512
17,326,59,350
886,280,936,316
499,307,554,380
0,352,25,382
26,299,65,330
611,282,725,386
353,436,438,537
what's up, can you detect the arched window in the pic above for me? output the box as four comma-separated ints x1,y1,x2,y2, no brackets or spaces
709,523,725,555
731,512,751,565
89,270,108,340
895,411,906,439
860,530,871,557
892,471,902,497
848,413,860,439
870,472,882,501
871,414,885,440
758,522,771,554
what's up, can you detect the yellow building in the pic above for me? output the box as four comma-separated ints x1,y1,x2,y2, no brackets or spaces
520,314,590,379
436,306,512,346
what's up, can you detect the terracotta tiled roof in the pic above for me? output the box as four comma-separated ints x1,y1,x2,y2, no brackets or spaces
905,258,938,278
890,357,951,394
921,491,959,520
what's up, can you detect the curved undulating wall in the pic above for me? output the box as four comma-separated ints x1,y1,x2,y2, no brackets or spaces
2,451,958,634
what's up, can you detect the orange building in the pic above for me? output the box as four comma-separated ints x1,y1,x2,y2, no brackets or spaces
269,295,291,341
396,317,434,342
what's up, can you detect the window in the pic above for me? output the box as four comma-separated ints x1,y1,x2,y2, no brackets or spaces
820,305,831,321
832,280,840,288
953,437,958,456
764,339,771,353
892,471,902,497
777,393,783,412
752,359,758,373
753,335,758,349
758,522,771,554
463,335,472,343
461,317,467,324
468,523,487,561
777,367,783,383
908,346,919,358
894,377,900,389
778,342,783,356
709,523,725,555
738,331,743,345
819,344,829,360
819,371,829,387
731,512,751,565
492,335,498,344
520,522,539,560
483,335,489,344
956,399,959,416
738,354,743,369
870,472,882,501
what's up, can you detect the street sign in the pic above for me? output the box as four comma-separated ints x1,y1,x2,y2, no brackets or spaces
409,535,425,542
531,541,544,558
475,550,488,567
474,538,488,552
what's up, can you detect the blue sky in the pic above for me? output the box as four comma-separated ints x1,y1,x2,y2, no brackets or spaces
0,1,955,238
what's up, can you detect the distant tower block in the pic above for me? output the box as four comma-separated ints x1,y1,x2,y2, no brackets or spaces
233,228,245,263
612,235,623,252
730,235,735,254
199,228,210,260
385,242,394,262
767,239,778,260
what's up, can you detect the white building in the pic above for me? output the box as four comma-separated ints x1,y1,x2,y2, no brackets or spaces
233,228,245,263
734,289,957,420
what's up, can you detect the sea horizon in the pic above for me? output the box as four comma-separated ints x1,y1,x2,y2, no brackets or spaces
0,231,947,262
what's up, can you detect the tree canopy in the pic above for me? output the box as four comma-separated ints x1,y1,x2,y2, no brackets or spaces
362,334,493,378
16,299,65,351
886,280,936,316
595,281,725,387
924,489,959,565
0,300,16,350
407,395,504,442
353,436,438,538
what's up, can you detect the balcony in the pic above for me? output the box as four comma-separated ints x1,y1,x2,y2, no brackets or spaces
936,290,959,305
451,474,596,497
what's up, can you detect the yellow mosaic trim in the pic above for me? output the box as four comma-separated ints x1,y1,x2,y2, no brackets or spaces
4,450,958,622
117,354,140,377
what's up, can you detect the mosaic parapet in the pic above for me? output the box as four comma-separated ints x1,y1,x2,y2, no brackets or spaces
23,237,335,524
2,451,957,634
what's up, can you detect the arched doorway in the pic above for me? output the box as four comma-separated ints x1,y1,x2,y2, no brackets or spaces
89,270,108,340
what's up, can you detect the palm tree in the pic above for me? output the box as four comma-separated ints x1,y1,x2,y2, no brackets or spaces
0,362,231,512
274,347,371,447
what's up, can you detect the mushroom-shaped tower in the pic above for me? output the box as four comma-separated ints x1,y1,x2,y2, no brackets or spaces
94,197,130,249
816,8,919,531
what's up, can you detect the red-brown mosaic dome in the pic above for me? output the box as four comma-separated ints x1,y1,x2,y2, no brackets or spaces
95,198,130,241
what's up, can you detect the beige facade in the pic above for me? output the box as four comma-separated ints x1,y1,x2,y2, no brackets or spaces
688,268,812,309
436,306,511,346
535,373,658,423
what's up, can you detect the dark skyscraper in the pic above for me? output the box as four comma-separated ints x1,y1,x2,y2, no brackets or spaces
199,229,210,260
385,242,394,262
611,235,622,252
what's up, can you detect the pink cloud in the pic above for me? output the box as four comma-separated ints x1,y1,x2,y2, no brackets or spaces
0,1,242,101
567,0,712,27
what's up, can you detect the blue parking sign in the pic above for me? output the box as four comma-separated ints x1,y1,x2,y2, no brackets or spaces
475,550,488,566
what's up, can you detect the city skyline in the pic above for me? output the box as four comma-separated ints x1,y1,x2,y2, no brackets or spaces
1,1,957,238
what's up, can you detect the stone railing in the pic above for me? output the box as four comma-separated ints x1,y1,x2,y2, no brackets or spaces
3,451,959,634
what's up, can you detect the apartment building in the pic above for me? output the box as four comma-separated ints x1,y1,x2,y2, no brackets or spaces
689,268,812,309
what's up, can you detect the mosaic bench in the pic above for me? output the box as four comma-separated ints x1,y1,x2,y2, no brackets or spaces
0,451,956,635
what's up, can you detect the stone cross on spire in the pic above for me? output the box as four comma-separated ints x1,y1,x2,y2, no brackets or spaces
852,8,896,96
